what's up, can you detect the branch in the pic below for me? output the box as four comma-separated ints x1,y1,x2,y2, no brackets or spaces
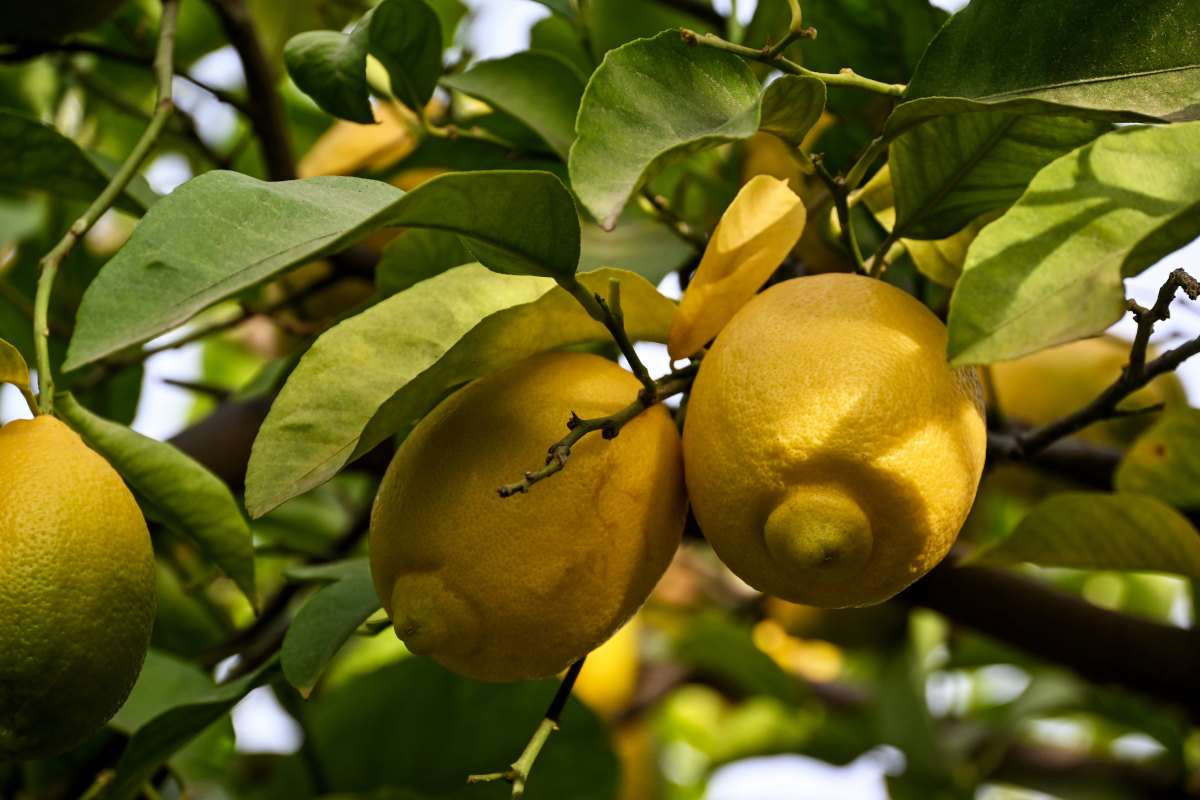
497,363,699,497
901,556,1200,722
207,0,295,180
993,269,1200,459
810,154,867,275
680,28,905,97
31,0,180,413
467,658,586,798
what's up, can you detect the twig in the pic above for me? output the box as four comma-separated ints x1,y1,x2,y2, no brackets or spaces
810,154,866,275
680,28,904,97
639,189,707,251
31,0,180,413
560,277,659,397
467,658,586,798
207,0,295,180
995,268,1200,459
497,363,699,497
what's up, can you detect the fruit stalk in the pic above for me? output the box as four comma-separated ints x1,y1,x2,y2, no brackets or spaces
31,0,180,412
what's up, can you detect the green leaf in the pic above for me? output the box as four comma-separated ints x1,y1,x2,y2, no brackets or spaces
530,0,576,20
889,112,1110,240
0,110,153,214
282,559,381,697
758,75,826,150
102,658,279,800
369,0,443,113
578,208,695,285
376,228,473,297
284,25,374,124
965,492,1200,578
895,0,1200,132
65,169,580,370
947,122,1200,365
1116,409,1200,510
0,336,30,394
569,30,762,228
441,51,586,159
55,393,257,607
674,612,799,704
245,265,675,516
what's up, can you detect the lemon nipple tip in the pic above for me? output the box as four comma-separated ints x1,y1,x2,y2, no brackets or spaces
763,487,872,582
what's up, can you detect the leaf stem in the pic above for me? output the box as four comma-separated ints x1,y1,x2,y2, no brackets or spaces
497,363,699,497
560,277,658,397
32,0,180,414
997,268,1200,458
639,189,707,251
466,658,586,798
810,154,866,275
680,28,905,97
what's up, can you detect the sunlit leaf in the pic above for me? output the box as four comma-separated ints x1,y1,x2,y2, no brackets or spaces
965,492,1200,577
65,170,580,370
297,103,421,178
668,175,805,359
0,336,30,394
947,122,1200,366
570,30,762,228
55,393,257,607
246,265,675,516
1116,409,1200,510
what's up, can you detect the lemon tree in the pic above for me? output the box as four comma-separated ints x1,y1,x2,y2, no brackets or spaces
1,0,1200,798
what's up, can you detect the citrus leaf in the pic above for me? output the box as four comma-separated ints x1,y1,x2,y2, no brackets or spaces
898,0,1200,131
245,265,675,516
0,110,154,214
102,657,279,800
668,175,805,360
376,228,473,297
65,169,580,370
297,103,420,178
281,559,381,697
0,336,30,394
947,122,1200,366
858,163,1001,286
1116,409,1200,510
368,0,443,113
888,111,1110,241
441,51,586,159
569,30,762,228
758,75,826,150
55,393,257,607
964,492,1200,578
284,26,374,124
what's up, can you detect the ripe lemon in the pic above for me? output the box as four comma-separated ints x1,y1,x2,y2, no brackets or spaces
985,335,1187,447
0,415,155,761
682,274,987,608
369,352,687,682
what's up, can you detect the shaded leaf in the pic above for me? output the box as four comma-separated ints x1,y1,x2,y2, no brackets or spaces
757,75,826,150
1116,409,1200,510
55,393,257,607
674,612,799,704
297,103,420,178
569,30,762,228
965,492,1200,577
894,0,1200,134
668,175,805,359
578,207,695,286
284,26,374,124
282,559,381,697
0,336,30,394
376,228,473,297
0,110,153,214
102,658,279,800
246,265,675,516
65,169,580,370
369,0,443,113
947,123,1200,366
441,51,585,159
889,111,1110,240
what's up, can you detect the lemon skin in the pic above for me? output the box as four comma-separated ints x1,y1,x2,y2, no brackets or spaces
369,352,687,682
0,415,155,762
682,273,987,608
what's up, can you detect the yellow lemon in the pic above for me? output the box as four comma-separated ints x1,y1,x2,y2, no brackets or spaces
985,335,1187,447
0,415,155,761
369,352,687,682
682,273,987,608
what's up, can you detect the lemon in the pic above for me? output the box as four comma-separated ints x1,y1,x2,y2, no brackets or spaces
0,415,155,761
985,335,1187,447
369,352,687,682
682,273,987,608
